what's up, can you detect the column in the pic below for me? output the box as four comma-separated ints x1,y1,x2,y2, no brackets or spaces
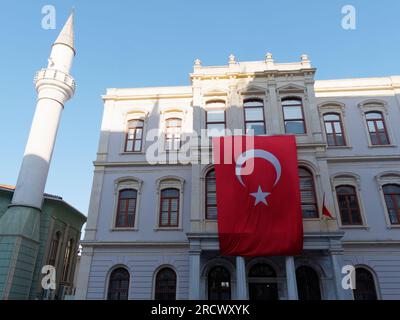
189,250,201,300
285,256,298,300
236,256,248,300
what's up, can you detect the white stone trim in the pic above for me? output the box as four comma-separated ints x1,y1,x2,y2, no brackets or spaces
154,176,185,230
318,102,350,148
331,173,368,228
111,177,143,231
375,172,400,228
151,264,179,300
120,111,149,154
358,100,396,148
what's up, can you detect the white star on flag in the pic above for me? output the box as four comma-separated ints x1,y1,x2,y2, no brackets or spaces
250,185,271,206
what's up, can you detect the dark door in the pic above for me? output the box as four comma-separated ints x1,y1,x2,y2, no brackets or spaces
248,263,278,300
208,266,231,300
249,282,278,300
296,266,321,300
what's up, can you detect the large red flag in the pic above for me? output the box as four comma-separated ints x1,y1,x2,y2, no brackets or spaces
213,135,303,256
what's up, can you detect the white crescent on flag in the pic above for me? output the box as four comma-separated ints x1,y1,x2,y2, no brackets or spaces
235,149,282,206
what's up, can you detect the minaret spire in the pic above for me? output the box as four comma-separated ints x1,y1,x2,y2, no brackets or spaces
54,11,75,53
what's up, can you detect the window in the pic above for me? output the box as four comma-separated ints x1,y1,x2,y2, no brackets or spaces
165,118,182,151
244,99,266,135
208,266,231,300
365,112,389,145
61,239,74,282
336,185,362,225
115,189,137,228
353,267,378,300
248,263,278,300
282,97,306,134
159,188,180,227
155,268,177,300
206,104,225,138
205,169,217,220
383,184,400,225
323,113,346,146
299,167,318,218
48,231,61,267
296,266,321,300
125,119,144,152
107,268,130,300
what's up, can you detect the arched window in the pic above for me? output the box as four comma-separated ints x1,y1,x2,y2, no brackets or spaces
365,111,389,145
296,266,321,300
205,169,217,220
116,189,137,228
165,118,182,151
155,267,177,300
159,188,180,227
323,113,346,146
336,185,362,225
244,99,266,135
206,100,226,138
383,184,400,225
61,239,74,282
248,263,278,300
353,267,378,300
107,268,130,300
299,167,318,218
48,231,61,267
125,119,144,152
208,266,231,300
282,97,305,134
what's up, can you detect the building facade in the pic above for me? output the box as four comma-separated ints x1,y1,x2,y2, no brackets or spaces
0,185,86,299
76,54,400,300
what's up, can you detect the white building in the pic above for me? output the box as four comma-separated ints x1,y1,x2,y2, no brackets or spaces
76,54,400,300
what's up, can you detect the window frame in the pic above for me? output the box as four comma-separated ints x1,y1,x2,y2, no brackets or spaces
365,111,390,146
124,119,144,153
112,177,142,231
332,174,368,228
376,172,400,228
106,267,130,300
243,98,266,135
164,117,183,151
335,185,364,226
61,238,74,282
352,266,380,300
48,231,62,267
323,112,347,147
155,177,184,230
115,188,138,229
159,188,180,228
298,166,319,219
153,267,178,300
281,97,306,135
358,101,394,148
205,168,217,220
205,100,226,138
382,184,400,225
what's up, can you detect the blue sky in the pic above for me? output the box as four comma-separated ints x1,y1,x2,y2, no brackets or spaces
1,0,399,214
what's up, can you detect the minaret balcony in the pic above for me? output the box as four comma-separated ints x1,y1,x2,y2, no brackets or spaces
34,68,76,100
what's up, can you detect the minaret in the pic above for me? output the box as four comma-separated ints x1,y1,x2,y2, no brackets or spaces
0,13,76,300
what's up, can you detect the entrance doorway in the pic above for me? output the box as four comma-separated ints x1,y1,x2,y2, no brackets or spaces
248,263,278,300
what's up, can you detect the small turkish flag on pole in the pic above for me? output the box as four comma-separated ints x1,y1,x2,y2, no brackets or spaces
213,135,303,257
322,193,335,219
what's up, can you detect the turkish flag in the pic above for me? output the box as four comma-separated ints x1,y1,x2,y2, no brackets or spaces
213,135,303,256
